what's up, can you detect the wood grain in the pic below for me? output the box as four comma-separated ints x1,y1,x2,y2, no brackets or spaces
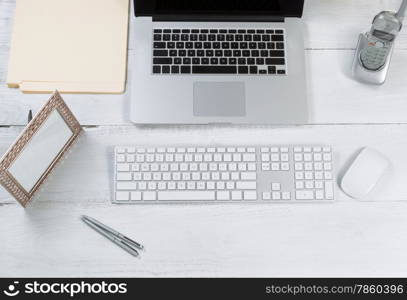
1,0,407,277
0,0,407,126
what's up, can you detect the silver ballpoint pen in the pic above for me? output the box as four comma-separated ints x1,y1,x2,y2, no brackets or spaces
81,215,144,257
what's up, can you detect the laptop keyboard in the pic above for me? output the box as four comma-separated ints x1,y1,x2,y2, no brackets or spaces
152,29,287,75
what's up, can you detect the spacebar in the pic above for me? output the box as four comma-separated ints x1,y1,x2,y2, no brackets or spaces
158,191,216,201
192,66,237,74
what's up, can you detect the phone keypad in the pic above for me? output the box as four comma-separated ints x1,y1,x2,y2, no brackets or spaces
360,43,390,71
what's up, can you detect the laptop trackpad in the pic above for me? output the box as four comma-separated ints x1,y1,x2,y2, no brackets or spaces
193,82,246,116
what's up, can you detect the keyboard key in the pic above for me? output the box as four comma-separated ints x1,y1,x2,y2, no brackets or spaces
296,190,314,200
270,50,285,57
244,191,257,200
266,58,285,65
181,65,191,73
158,191,216,201
192,66,237,74
154,42,166,49
153,58,172,64
153,65,161,74
272,35,284,41
171,65,180,73
238,66,248,74
116,192,129,201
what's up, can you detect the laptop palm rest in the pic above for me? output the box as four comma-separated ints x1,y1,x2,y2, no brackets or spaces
193,82,246,117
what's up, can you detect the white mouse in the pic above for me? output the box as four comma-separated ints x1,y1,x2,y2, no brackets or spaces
340,147,390,199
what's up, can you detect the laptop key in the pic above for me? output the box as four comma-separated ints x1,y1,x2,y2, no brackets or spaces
238,58,246,65
266,58,285,65
174,58,182,64
192,58,200,64
276,42,284,49
272,35,284,42
154,34,162,41
256,58,265,65
153,65,161,74
267,42,275,49
250,66,258,74
153,58,172,64
270,50,285,57
211,58,218,64
153,50,168,56
181,65,191,73
169,50,177,57
154,42,166,49
183,58,191,64
278,69,286,74
247,58,255,65
202,58,209,64
268,66,276,74
259,70,267,74
171,65,180,73
238,66,249,74
192,66,237,74
162,66,170,73
167,42,175,49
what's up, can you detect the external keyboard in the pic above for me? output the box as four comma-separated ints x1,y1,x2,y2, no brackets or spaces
114,145,334,203
152,28,287,75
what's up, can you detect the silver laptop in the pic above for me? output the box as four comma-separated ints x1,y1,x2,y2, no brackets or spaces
130,0,307,125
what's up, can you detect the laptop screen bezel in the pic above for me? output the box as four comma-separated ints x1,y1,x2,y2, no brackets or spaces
134,0,304,18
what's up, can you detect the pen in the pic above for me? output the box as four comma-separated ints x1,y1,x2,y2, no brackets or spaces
82,215,144,251
81,216,142,257
27,109,33,123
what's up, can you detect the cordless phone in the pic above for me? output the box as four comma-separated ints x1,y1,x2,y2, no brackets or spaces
352,0,406,84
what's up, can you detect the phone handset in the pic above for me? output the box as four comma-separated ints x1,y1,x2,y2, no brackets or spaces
352,0,406,84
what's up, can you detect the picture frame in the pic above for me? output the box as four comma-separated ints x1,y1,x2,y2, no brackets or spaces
0,91,82,207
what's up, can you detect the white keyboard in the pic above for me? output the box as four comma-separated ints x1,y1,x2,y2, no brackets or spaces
114,145,335,203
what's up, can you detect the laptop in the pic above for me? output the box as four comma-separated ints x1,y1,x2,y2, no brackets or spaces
130,0,307,125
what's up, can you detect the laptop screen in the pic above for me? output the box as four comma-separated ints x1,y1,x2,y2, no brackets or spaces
134,0,304,18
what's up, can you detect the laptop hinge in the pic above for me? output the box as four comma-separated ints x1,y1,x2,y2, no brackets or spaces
153,15,285,22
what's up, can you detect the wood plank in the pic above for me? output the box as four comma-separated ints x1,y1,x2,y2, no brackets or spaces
303,0,407,49
2,0,407,50
1,124,406,204
1,49,407,126
1,201,407,277
1,0,407,125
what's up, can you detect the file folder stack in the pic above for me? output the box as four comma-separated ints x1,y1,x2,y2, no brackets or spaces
7,0,130,94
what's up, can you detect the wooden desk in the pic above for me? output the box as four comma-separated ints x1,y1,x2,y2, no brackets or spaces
1,0,407,277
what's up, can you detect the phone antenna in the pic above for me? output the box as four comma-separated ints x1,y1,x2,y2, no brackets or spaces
396,0,407,19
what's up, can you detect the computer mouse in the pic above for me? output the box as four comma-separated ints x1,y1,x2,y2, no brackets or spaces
340,147,390,199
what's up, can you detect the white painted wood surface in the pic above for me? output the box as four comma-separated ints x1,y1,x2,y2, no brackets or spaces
1,0,407,277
